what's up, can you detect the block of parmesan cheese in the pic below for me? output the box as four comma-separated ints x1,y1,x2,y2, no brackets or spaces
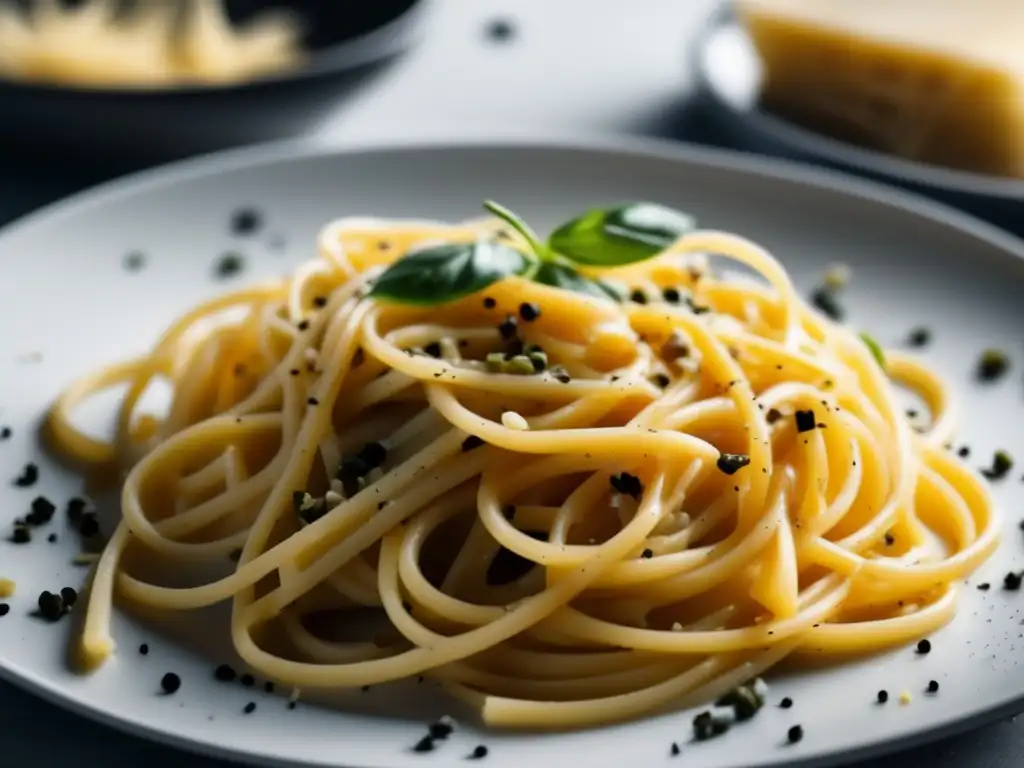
737,0,1024,178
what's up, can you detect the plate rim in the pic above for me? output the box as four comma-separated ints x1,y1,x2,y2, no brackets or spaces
2,134,1024,768
692,4,1024,201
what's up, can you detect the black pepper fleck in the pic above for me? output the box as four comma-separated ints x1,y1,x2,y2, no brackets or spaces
927,680,939,693
0,604,9,617
780,697,793,709
498,315,518,340
907,327,931,347
483,297,497,309
215,664,237,682
429,720,454,739
519,302,541,322
484,18,515,42
60,586,77,608
240,673,255,687
78,513,100,538
139,643,149,655
470,745,489,759
413,735,435,753
231,208,263,236
0,426,10,439
610,472,643,499
670,743,681,757
26,496,56,525
36,591,64,621
641,548,653,559
13,463,38,487
1004,572,1023,591
917,639,932,654
795,410,816,433
787,725,804,744
877,689,888,703
123,251,146,271
629,288,647,304
243,702,257,714
160,672,181,695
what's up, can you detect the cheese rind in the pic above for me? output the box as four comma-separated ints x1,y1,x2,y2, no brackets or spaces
738,0,1024,178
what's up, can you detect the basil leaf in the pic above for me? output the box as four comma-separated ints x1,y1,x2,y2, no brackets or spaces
549,202,697,266
483,200,548,258
859,332,886,369
370,240,528,306
533,261,619,301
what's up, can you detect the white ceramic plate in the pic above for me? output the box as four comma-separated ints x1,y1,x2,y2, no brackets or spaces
690,5,1024,235
1,137,1024,768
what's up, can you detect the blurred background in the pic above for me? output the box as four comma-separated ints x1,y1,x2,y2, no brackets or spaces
0,0,1021,231
3,1,1024,766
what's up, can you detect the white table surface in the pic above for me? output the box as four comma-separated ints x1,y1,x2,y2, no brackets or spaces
2,1,1023,766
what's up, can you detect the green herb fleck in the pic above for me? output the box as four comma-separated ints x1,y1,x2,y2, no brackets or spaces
859,333,886,368
811,288,843,320
977,349,1009,381
716,453,750,475
716,680,766,721
982,450,1013,480
215,252,245,279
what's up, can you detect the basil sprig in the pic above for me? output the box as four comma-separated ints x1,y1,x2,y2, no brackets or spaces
550,202,696,266
369,200,695,306
533,261,622,301
369,240,529,306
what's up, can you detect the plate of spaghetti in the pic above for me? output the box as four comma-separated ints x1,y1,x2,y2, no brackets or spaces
0,137,1021,768
0,0,425,160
